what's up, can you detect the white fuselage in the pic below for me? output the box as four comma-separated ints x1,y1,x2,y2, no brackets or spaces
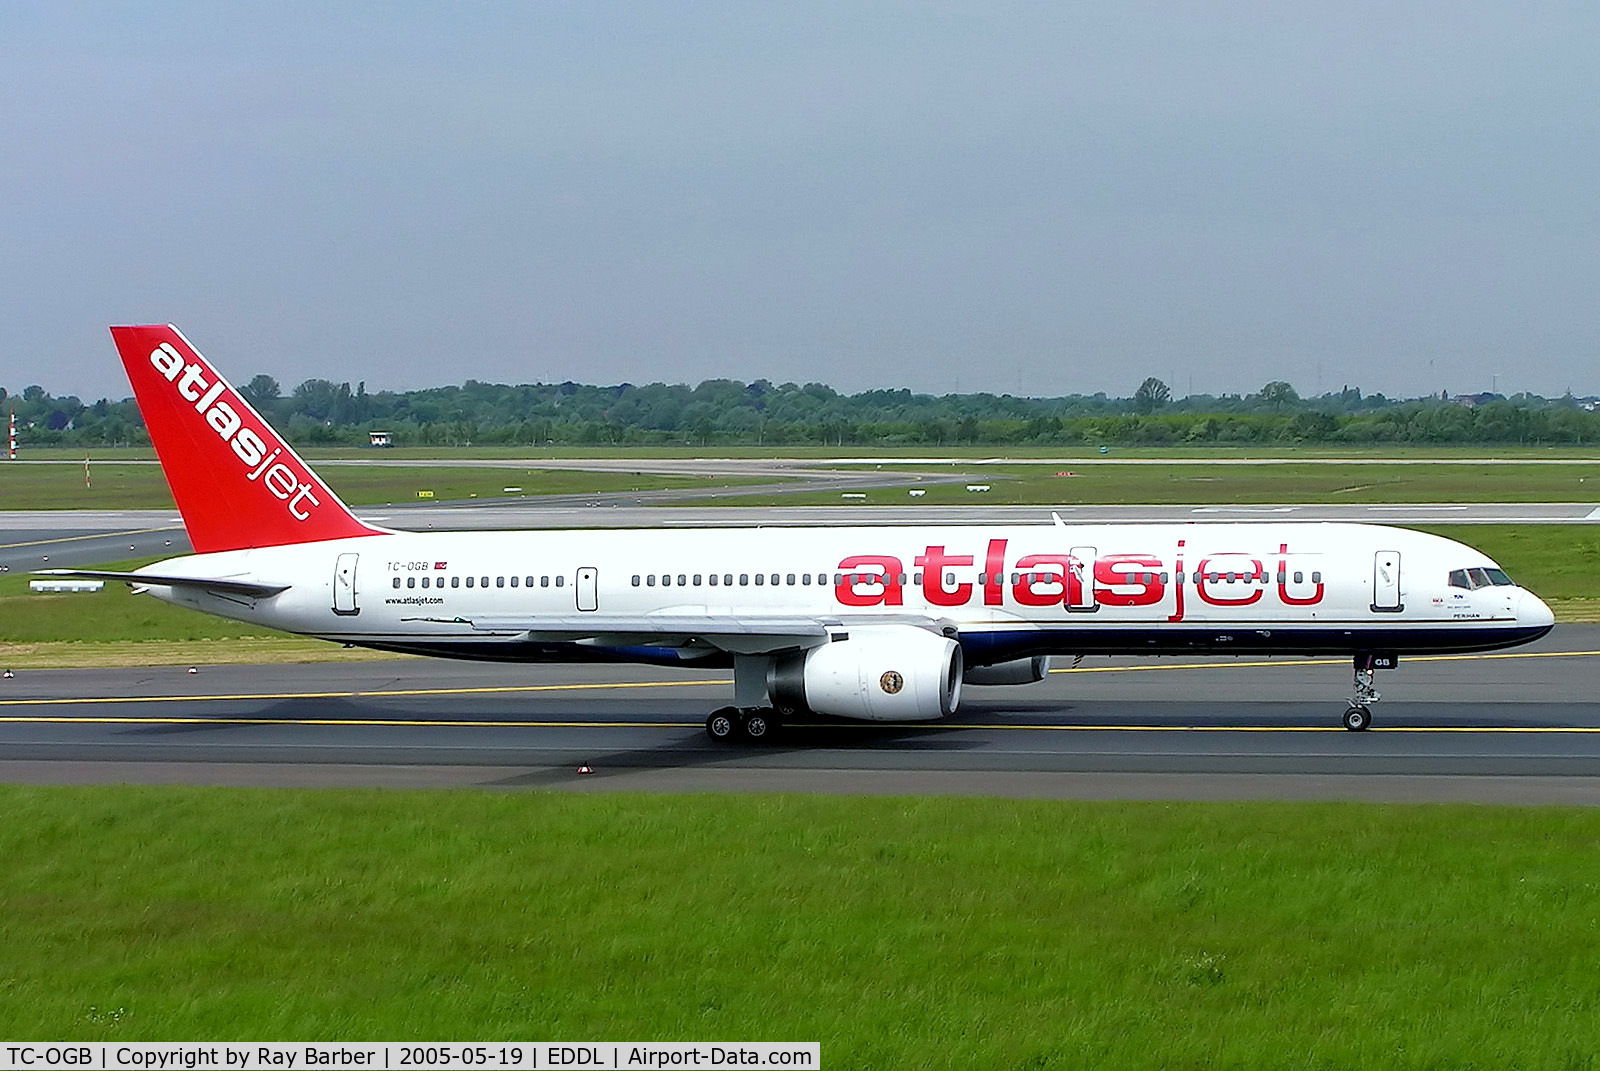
137,521,1554,667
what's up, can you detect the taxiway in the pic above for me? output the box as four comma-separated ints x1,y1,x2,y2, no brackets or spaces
1,626,1596,802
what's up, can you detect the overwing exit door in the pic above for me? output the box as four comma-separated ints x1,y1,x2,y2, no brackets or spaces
576,567,598,611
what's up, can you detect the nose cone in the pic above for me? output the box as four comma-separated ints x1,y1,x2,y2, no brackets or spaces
1517,589,1556,634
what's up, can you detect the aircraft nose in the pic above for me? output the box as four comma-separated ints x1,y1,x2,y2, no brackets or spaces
1517,589,1556,632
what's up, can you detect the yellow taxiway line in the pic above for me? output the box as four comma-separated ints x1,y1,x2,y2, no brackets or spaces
0,649,1596,734
1,649,1596,711
0,525,183,552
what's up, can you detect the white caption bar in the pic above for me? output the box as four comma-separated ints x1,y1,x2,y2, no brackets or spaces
0,1043,821,1070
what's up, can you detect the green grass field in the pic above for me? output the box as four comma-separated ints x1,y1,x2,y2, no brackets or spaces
0,787,1596,1066
18,444,1600,461
0,463,770,510
721,462,1600,506
7,453,1600,510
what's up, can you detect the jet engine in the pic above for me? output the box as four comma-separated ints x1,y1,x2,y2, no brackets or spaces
963,655,1050,686
768,625,963,721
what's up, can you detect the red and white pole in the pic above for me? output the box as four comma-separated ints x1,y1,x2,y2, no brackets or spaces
7,410,15,460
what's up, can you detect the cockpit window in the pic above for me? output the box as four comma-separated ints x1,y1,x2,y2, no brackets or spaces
1449,567,1515,590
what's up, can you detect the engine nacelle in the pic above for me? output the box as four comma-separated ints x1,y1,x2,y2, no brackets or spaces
768,625,963,722
963,655,1050,686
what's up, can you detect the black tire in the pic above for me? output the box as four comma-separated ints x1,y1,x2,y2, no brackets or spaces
741,709,774,742
706,708,738,741
1343,705,1372,732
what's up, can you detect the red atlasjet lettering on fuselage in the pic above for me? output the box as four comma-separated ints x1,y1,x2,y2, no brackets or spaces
836,538,1324,620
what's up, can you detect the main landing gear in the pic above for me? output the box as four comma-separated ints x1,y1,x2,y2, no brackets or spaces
706,706,781,743
1343,654,1383,731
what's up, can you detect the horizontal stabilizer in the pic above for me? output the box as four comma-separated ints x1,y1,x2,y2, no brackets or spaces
34,569,289,599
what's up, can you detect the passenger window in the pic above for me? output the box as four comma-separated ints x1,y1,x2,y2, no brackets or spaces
662,575,671,587
694,574,702,586
392,577,401,589
754,574,764,586
422,576,431,588
525,576,534,587
555,576,564,587
509,576,518,588
496,577,505,588
709,574,719,586
740,574,749,585
801,573,811,586
451,576,460,588
631,575,640,587
647,575,656,586
466,576,475,588
786,573,795,585
724,574,734,586
770,574,779,585
407,577,415,588
1311,572,1322,584
678,574,687,586
480,576,489,588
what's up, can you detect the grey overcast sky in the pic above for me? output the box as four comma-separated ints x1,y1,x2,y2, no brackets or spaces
3,2,1597,401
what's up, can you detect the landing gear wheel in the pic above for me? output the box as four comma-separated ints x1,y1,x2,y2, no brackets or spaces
1343,705,1372,732
741,709,778,743
706,708,738,742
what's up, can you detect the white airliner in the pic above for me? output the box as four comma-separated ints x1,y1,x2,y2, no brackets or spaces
45,325,1555,739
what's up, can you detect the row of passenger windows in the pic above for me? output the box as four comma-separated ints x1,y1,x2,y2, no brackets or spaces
395,569,1326,592
626,570,1322,587
393,574,567,589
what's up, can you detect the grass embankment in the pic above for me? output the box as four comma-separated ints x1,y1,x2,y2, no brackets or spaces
0,464,768,510
721,462,1600,506
3,526,1596,668
0,787,1596,1064
0,561,408,667
21,444,1600,461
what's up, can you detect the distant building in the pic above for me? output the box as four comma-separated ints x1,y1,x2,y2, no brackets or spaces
1450,393,1503,409
369,430,393,447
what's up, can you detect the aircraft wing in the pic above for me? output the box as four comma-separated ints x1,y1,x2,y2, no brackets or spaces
33,569,290,599
406,613,948,655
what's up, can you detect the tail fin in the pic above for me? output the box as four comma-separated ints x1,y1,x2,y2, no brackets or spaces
110,324,383,553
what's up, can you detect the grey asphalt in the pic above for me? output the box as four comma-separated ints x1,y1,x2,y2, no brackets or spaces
4,500,1598,573
1,626,1596,802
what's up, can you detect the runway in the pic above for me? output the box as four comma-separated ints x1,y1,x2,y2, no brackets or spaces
3,500,1597,572
1,626,1596,802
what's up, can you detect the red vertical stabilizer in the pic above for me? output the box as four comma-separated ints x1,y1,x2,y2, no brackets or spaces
110,324,383,553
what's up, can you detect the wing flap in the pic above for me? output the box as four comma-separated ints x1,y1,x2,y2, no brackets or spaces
400,613,950,654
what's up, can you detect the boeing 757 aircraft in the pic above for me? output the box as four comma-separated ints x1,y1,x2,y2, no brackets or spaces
43,325,1555,740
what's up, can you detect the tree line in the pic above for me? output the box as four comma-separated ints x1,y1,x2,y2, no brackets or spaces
2,375,1597,449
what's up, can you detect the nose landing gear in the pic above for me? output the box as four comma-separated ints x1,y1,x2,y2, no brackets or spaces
1344,654,1383,731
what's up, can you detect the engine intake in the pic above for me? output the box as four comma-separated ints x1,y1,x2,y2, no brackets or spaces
769,625,962,722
